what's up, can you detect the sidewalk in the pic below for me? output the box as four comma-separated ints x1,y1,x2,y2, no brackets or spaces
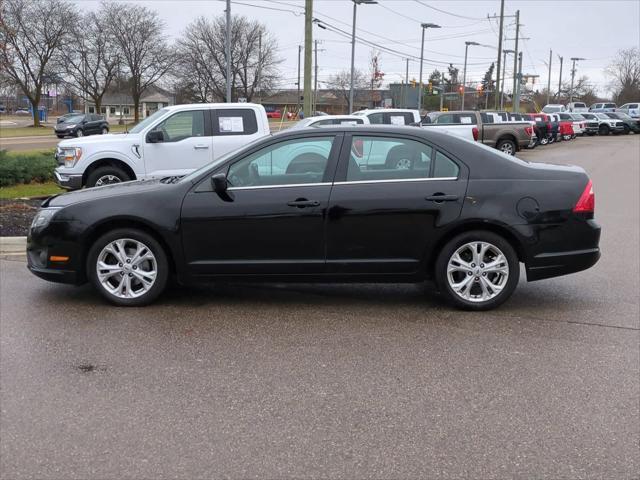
0,236,27,260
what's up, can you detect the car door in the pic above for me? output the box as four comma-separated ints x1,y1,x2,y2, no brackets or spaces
180,133,343,276
142,109,213,178
89,114,102,134
326,133,468,275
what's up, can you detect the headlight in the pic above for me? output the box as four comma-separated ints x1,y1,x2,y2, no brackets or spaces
30,208,59,230
65,124,76,128
60,147,82,168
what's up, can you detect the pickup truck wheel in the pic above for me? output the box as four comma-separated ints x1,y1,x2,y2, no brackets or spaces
539,137,548,145
76,129,84,137
87,166,130,188
87,229,169,306
497,138,516,155
599,124,609,135
623,125,630,134
101,127,109,135
563,134,572,141
435,230,519,311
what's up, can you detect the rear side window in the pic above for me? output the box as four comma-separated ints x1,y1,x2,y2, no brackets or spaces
604,103,616,108
433,151,460,178
387,113,414,125
215,109,258,135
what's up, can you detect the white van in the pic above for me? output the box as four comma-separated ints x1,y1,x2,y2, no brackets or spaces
54,103,270,189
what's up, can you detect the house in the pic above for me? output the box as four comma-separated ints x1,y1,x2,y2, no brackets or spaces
87,85,175,122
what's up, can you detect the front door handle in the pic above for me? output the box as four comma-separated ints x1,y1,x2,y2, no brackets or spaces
194,144,209,150
425,193,458,203
287,199,320,208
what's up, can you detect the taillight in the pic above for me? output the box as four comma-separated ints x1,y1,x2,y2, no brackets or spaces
525,126,533,136
573,179,595,215
472,127,479,141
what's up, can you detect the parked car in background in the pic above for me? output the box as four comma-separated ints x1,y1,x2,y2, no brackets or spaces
291,115,369,129
54,103,270,190
546,113,561,143
508,113,538,147
0,105,6,114
266,110,282,119
54,113,109,138
427,110,532,155
28,125,601,310
524,113,551,145
557,112,585,137
577,112,601,136
603,112,640,134
541,104,566,113
354,108,421,125
14,108,30,115
593,112,625,135
589,102,617,112
616,103,640,119
566,102,589,113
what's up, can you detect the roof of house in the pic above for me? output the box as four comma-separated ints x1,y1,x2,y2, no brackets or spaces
91,85,174,106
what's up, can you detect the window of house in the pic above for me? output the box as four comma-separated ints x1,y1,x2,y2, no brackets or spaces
227,136,334,188
100,107,106,114
123,107,130,115
110,106,116,114
88,106,95,113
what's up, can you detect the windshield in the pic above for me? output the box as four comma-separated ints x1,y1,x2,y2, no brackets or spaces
62,115,85,123
542,105,562,113
616,112,631,119
581,113,596,119
129,108,169,133
595,113,609,120
572,114,585,120
604,103,616,108
574,103,586,108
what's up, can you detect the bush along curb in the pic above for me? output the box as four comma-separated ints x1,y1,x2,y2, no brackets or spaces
0,149,57,187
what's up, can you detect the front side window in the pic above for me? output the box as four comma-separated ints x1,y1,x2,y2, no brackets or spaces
150,110,205,142
347,136,458,182
367,113,384,124
227,136,334,188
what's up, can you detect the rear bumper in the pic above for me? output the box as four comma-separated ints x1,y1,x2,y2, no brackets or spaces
526,248,600,281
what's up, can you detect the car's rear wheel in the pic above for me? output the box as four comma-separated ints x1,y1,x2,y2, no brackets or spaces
101,127,109,135
539,137,548,145
86,166,130,188
435,231,519,310
599,124,609,135
87,229,169,306
497,138,516,155
76,129,84,137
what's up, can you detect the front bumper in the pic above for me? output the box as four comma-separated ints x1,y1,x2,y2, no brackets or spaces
27,225,85,285
54,169,83,190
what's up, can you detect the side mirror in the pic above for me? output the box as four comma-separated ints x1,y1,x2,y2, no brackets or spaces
147,130,164,143
211,173,228,193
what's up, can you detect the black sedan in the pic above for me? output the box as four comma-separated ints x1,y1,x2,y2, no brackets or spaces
54,113,109,138
27,126,600,310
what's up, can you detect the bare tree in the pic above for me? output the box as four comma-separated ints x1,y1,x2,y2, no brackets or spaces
606,47,640,104
61,11,120,113
175,15,281,103
326,70,367,112
102,2,173,122
0,0,78,126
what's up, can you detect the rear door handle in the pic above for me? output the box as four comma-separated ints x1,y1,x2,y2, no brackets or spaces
287,199,320,208
194,144,209,150
425,194,458,203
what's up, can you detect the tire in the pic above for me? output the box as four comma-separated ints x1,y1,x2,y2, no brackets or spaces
101,127,109,135
623,125,630,134
563,134,572,141
496,138,516,155
87,228,169,306
76,129,84,137
599,124,609,136
539,137,549,146
86,165,130,188
56,135,64,139
435,230,520,311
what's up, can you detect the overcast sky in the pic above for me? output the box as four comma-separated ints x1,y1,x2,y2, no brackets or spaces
77,0,639,97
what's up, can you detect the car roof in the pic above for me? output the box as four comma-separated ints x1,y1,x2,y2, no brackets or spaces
163,103,265,111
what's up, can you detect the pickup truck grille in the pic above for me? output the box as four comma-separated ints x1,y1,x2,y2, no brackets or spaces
615,121,624,127
587,122,598,128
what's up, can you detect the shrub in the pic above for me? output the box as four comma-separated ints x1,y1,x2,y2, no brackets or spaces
0,149,57,187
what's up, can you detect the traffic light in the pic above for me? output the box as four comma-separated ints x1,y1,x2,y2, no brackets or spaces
458,85,464,95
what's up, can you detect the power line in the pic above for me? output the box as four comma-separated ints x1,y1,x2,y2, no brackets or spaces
413,0,486,21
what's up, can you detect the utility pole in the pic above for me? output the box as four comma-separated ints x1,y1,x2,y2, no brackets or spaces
494,0,505,110
511,9,519,112
569,57,586,104
546,49,552,105
461,41,479,110
557,55,563,100
349,0,377,113
303,0,313,117
256,32,262,103
404,58,409,108
313,39,318,113
225,0,232,102
514,51,523,112
296,45,302,116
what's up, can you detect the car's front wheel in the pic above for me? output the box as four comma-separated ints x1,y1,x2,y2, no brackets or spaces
87,229,169,306
435,231,520,310
101,127,109,135
86,166,130,188
599,124,609,135
76,129,84,137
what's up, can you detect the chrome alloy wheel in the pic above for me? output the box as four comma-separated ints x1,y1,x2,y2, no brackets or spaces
96,239,157,299
500,142,515,154
395,158,412,170
95,174,122,187
446,241,509,303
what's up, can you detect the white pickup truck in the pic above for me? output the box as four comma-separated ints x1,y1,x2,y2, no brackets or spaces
54,103,270,189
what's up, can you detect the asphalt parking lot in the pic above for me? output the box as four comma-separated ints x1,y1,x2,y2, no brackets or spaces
1,135,638,479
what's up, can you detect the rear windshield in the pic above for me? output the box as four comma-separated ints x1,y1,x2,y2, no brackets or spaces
574,103,586,108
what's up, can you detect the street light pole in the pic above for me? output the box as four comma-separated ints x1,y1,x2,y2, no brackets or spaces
225,0,232,102
349,0,377,114
500,49,514,110
418,22,441,112
461,41,479,110
569,57,585,105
